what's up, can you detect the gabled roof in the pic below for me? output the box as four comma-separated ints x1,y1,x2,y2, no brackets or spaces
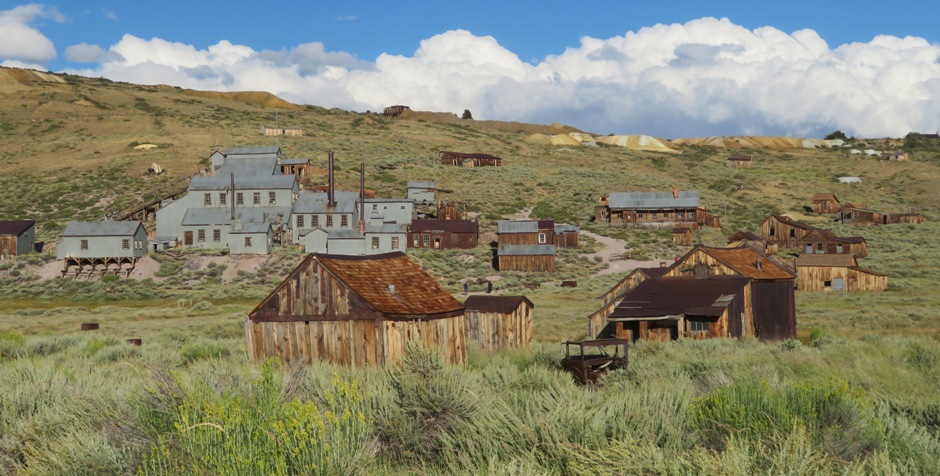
796,253,858,267
0,220,35,236
681,245,795,280
610,276,749,319
464,295,533,313
673,227,691,234
293,191,358,214
608,191,700,209
316,252,464,316
728,230,762,242
217,157,280,177
189,175,296,191
764,214,817,232
497,220,553,234
498,244,556,256
410,219,479,233
440,151,502,160
596,266,669,300
224,146,281,156
554,223,580,233
280,158,310,166
63,221,142,237
812,193,840,202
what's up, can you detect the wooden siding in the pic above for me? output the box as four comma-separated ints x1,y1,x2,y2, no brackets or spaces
498,232,548,246
759,216,812,248
751,281,796,339
800,235,867,258
673,230,692,246
408,231,478,250
498,255,555,272
554,232,579,249
437,203,464,221
841,209,885,226
602,207,704,228
813,198,841,214
0,235,17,259
587,269,654,337
465,304,532,351
797,266,888,292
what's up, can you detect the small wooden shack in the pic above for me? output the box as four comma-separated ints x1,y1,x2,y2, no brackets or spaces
796,253,887,292
409,219,479,250
812,193,841,214
727,230,777,255
587,267,668,338
497,220,555,246
0,220,35,260
463,295,534,351
261,125,303,137
800,229,867,258
553,223,580,248
672,227,692,246
726,154,753,168
887,212,925,224
759,214,816,248
881,151,908,161
440,151,502,167
497,244,556,272
246,252,466,366
279,159,311,180
436,200,465,221
383,105,410,117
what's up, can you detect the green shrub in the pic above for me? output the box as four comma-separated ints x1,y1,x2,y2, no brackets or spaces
180,341,230,363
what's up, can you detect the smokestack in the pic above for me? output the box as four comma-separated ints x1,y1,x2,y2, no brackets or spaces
230,173,235,220
358,162,366,234
673,187,678,199
327,150,336,207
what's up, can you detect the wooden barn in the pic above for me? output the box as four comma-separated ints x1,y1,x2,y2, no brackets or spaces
440,151,502,167
812,193,842,214
796,254,887,292
553,223,580,248
587,267,668,338
463,295,534,351
245,252,466,366
726,154,753,168
800,229,867,258
672,227,692,246
497,245,556,272
840,207,886,226
409,219,479,250
727,230,777,255
595,190,719,228
0,220,35,260
497,220,555,246
759,214,816,248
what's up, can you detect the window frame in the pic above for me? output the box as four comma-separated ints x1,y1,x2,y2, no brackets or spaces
80,239,88,250
197,229,206,242
204,193,212,206
122,239,130,250
268,191,276,205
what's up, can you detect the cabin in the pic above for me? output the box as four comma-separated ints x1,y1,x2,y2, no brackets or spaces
672,227,692,246
407,181,436,205
383,105,410,117
57,221,148,276
759,214,816,248
440,151,502,167
0,220,35,260
246,252,466,366
727,230,777,255
463,295,534,351
812,193,841,214
840,207,886,226
261,125,303,137
436,200,465,221
886,212,925,224
409,219,479,250
553,223,580,249
279,159,311,180
597,245,796,342
726,154,753,168
587,267,668,338
498,245,556,272
881,151,908,161
595,190,719,228
800,229,867,258
497,220,555,246
796,254,887,292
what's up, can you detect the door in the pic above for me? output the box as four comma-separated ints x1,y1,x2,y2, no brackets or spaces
184,231,193,245
434,237,441,249
832,278,845,292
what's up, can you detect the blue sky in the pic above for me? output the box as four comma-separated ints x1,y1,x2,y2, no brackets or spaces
2,1,939,137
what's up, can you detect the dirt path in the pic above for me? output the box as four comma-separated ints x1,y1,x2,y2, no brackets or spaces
580,229,662,276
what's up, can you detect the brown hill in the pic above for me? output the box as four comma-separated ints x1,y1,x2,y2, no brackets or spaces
0,67,67,88
672,136,834,150
399,109,582,135
180,89,304,110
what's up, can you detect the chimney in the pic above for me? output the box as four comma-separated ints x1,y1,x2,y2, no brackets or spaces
673,187,678,199
327,150,336,207
230,173,236,220
756,257,763,270
358,162,366,234
387,284,396,294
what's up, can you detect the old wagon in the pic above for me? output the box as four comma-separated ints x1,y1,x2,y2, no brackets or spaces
559,338,630,385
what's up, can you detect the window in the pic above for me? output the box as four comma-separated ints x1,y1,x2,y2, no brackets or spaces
253,192,261,205
816,243,823,252
836,244,843,253
824,280,832,288
372,204,378,210
538,233,546,244
197,229,205,242
219,193,227,206
690,321,709,332
769,227,775,236
413,234,419,247
806,244,813,254
401,205,406,210
213,229,221,242
81,239,88,250
122,239,130,250
245,237,252,247
392,237,400,250
341,215,348,227
326,215,333,227
789,229,796,238
296,215,304,228
204,193,212,206
638,212,645,218
269,192,276,205
312,215,319,227
135,240,142,250
236,193,244,205
372,237,380,250
423,234,430,246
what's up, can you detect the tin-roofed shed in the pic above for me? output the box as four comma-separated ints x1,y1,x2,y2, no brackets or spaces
0,220,35,259
463,295,534,351
246,252,466,366
498,244,556,272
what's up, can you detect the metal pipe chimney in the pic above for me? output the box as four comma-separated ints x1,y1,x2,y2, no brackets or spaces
358,162,366,234
327,150,336,207
230,173,235,220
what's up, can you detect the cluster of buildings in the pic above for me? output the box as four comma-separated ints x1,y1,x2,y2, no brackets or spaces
594,190,722,229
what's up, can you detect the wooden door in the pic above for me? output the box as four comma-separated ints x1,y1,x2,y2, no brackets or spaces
184,231,193,245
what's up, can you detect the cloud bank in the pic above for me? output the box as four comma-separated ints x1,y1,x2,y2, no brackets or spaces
0,4,63,65
8,11,940,138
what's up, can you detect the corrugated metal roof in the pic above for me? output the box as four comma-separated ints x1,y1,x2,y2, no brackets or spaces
230,222,271,234
63,221,142,237
497,220,549,234
696,245,795,280
608,191,700,209
464,295,533,313
554,223,580,233
280,158,309,165
189,175,296,191
317,252,464,316
181,207,291,226
217,157,280,177
407,181,436,189
498,244,556,256
224,146,280,156
411,220,479,233
796,253,858,267
292,191,358,213
610,276,748,319
0,220,34,236
365,197,411,203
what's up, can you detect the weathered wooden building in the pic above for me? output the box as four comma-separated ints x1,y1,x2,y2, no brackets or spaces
796,253,888,292
0,220,35,260
497,220,555,246
463,295,534,351
759,214,816,248
886,212,925,224
553,223,580,248
672,227,692,246
246,252,466,366
383,105,410,117
587,267,668,338
727,230,777,255
812,193,842,214
261,125,303,137
595,190,719,228
840,207,886,226
800,229,867,258
497,244,556,272
57,221,148,276
279,158,311,180
436,200,465,221
409,219,479,249
440,151,502,167
726,154,753,168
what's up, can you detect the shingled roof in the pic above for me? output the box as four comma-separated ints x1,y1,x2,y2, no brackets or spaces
610,276,749,319
464,295,533,313
688,245,796,280
796,253,858,267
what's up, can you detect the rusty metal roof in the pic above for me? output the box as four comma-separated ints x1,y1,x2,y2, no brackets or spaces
0,220,34,236
695,245,796,280
411,219,479,233
766,214,816,232
464,295,533,313
317,252,464,316
796,253,858,267
812,193,839,202
610,276,748,319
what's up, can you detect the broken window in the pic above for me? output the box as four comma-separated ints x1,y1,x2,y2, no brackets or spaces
122,239,130,250
372,237,380,250
81,239,88,250
690,321,708,332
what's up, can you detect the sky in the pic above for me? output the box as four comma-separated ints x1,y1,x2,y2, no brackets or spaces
2,1,939,138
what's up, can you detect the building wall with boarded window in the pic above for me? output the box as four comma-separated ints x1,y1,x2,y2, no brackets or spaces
796,265,888,292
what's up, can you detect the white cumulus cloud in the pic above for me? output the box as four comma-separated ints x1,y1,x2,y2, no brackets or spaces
0,4,63,63
62,17,940,137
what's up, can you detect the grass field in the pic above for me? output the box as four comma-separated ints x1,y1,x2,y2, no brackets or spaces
1,67,940,474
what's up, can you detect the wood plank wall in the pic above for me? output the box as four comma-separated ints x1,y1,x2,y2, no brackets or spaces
797,266,888,292
498,255,555,272
465,305,532,351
